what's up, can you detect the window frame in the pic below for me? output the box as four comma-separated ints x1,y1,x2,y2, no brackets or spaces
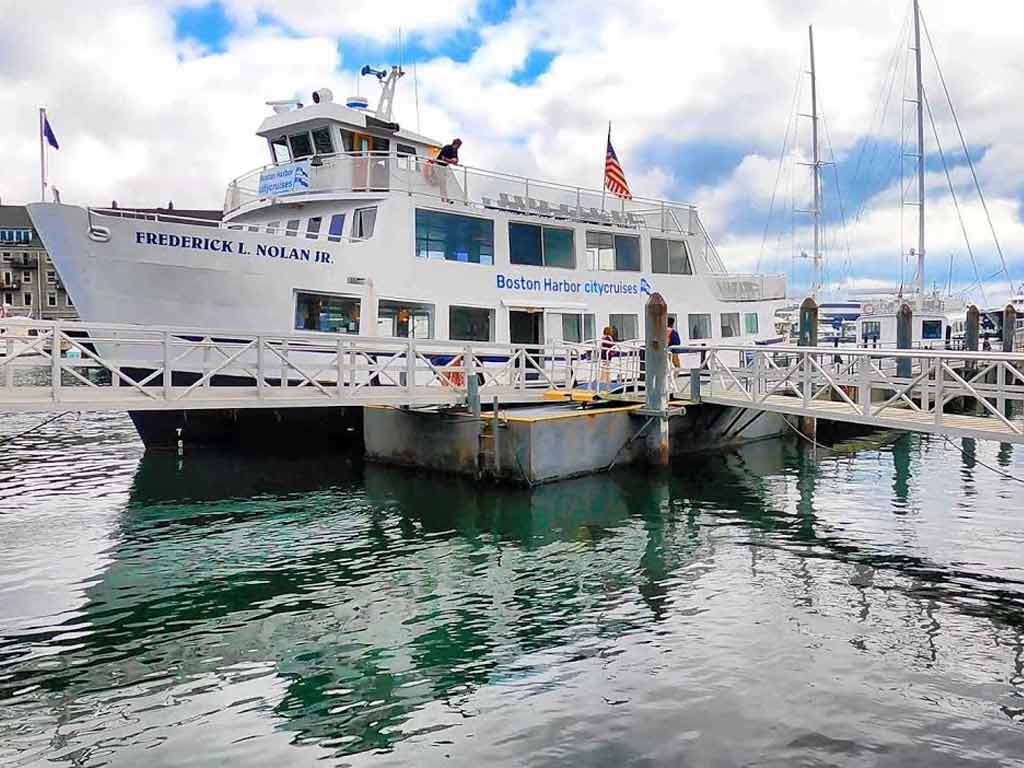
23,292,32,307
311,127,334,155
288,132,314,159
509,221,576,269
744,312,759,335
415,208,495,265
921,319,943,340
449,305,495,342
609,313,639,341
586,231,641,272
720,312,741,339
688,313,712,340
305,217,323,240
377,299,435,339
293,290,362,334
650,237,693,275
46,292,57,307
353,207,377,240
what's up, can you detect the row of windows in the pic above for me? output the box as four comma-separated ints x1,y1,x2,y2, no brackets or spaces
270,127,420,164
1,291,71,308
236,207,377,242
292,290,759,343
0,229,32,244
1,252,43,264
413,209,694,274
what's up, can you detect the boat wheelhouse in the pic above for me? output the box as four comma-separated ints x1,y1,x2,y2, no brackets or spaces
28,77,787,355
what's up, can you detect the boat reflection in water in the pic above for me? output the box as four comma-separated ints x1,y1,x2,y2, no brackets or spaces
3,434,1024,765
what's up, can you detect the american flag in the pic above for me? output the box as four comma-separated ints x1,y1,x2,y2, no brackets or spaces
604,127,632,199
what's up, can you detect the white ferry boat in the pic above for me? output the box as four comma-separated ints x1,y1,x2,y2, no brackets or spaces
27,72,786,368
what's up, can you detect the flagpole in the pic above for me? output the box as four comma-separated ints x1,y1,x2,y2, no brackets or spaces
600,121,610,212
39,107,46,202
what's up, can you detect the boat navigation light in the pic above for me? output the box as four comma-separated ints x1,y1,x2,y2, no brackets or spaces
312,88,334,104
346,95,370,110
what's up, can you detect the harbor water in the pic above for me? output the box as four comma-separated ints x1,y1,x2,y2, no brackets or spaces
2,412,1024,766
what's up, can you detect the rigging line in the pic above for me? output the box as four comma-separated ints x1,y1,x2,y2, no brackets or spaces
0,410,75,445
819,108,853,285
943,436,1024,485
924,88,988,307
848,9,910,216
758,58,805,274
921,12,1013,295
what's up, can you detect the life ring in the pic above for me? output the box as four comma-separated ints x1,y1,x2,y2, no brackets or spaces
863,303,875,315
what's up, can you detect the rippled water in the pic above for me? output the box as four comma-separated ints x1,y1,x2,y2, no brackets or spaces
2,412,1024,766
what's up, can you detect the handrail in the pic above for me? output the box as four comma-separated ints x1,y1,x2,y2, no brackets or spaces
226,150,700,212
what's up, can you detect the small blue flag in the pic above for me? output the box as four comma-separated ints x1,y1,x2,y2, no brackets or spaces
42,116,59,150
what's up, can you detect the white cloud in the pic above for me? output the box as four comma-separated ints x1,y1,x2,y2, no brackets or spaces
0,0,1022,299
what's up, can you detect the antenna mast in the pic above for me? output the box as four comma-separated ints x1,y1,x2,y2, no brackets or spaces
912,0,926,292
809,25,822,295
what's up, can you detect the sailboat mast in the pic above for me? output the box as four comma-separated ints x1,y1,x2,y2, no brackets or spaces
809,25,822,295
913,0,926,293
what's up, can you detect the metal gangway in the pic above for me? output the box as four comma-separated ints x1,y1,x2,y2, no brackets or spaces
693,343,1024,444
0,319,647,414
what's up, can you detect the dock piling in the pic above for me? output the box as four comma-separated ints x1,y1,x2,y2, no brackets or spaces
644,292,670,466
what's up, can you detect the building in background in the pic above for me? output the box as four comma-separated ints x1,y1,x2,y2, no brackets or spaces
0,203,222,321
0,205,76,319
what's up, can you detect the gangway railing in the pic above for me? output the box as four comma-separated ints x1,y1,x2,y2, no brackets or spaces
690,343,1024,441
0,319,647,413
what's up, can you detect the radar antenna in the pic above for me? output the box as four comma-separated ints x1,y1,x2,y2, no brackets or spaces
360,65,405,122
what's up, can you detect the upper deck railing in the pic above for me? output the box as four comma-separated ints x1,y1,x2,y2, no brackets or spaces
223,151,729,272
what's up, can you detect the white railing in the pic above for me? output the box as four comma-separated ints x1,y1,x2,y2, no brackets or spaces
696,344,1024,439
221,151,729,270
0,319,647,412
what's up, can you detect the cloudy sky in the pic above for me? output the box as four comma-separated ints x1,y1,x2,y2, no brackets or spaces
1,0,1021,304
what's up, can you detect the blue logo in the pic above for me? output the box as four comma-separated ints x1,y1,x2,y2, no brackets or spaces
294,166,310,189
640,278,653,295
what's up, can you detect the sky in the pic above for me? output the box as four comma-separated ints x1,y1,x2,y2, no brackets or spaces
1,0,1022,304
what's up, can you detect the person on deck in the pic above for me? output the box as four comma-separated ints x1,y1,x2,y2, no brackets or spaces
433,138,462,202
667,317,682,391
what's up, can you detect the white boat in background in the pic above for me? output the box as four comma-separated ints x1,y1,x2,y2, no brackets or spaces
28,68,786,371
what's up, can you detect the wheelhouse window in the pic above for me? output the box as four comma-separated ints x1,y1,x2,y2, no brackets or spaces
353,207,377,240
327,214,345,242
311,127,334,155
744,312,759,335
721,312,741,338
288,132,313,159
378,299,434,338
688,313,712,340
305,217,322,240
586,232,640,272
922,320,943,340
509,222,575,269
450,306,494,341
609,313,639,341
294,292,360,334
651,238,693,275
270,137,290,164
416,209,494,265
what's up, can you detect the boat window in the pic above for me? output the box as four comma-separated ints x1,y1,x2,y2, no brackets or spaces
744,312,759,335
311,127,334,155
353,207,377,240
294,291,360,334
270,136,290,164
266,221,280,234
584,313,596,342
247,225,260,232
378,299,434,339
397,143,417,157
305,217,322,240
586,231,640,272
339,129,355,152
609,313,639,341
285,219,300,237
863,321,881,340
450,305,494,341
561,314,582,343
651,238,693,275
688,313,712,340
510,222,575,269
721,312,741,338
922,319,943,340
288,132,313,159
327,214,345,242
415,209,494,265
